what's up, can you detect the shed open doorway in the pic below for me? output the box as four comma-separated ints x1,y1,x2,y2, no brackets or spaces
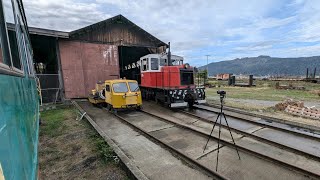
30,34,61,103
118,46,152,84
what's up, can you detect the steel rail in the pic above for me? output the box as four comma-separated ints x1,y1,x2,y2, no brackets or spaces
203,103,320,133
141,110,320,179
179,109,320,161
110,109,228,180
194,105,320,142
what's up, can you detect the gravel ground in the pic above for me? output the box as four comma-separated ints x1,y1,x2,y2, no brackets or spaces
206,97,320,128
207,96,320,108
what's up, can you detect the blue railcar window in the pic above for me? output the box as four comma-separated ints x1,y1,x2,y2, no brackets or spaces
0,0,23,71
8,30,21,69
113,82,129,93
0,0,11,66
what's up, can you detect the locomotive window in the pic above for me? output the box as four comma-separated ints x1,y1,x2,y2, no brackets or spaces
160,58,167,66
105,84,110,92
142,58,148,71
113,82,128,93
151,58,159,70
180,70,194,85
128,82,139,92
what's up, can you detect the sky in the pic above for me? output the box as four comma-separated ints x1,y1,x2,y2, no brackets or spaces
16,0,320,66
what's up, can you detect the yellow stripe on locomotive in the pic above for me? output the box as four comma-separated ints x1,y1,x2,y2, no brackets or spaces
88,79,142,111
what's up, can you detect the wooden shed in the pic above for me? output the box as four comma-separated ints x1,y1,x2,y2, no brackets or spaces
29,14,167,101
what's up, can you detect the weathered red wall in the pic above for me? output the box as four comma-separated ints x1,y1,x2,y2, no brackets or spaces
59,40,119,99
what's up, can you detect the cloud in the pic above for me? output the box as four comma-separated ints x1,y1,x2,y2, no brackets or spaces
234,44,273,52
19,0,320,65
23,0,111,31
294,0,320,42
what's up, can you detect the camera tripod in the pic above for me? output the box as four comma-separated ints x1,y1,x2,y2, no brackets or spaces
203,92,241,171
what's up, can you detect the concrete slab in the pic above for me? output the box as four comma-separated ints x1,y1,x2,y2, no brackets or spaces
150,126,219,159
197,105,320,138
143,102,243,142
253,128,320,157
119,111,174,132
256,119,320,138
198,146,307,180
236,137,320,175
143,102,199,124
189,109,262,133
77,101,212,180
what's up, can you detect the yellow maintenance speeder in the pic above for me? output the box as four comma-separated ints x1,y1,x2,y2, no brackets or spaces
88,79,142,112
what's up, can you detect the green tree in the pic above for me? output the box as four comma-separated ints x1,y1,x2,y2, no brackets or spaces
196,70,208,85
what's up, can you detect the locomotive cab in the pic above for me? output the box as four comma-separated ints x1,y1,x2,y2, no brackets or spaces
139,54,206,108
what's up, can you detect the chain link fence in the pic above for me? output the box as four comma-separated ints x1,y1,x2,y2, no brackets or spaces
36,74,62,103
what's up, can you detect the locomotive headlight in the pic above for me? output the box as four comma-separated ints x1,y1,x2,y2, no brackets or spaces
184,63,190,69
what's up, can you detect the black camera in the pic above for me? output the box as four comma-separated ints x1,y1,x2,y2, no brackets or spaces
217,90,226,95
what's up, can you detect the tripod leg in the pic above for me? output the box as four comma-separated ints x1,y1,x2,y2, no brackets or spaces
203,113,220,153
222,113,241,160
216,112,222,171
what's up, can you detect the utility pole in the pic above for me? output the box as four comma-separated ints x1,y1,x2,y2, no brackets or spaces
205,55,210,78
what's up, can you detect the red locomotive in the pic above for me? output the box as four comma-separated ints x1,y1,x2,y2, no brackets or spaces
139,53,206,108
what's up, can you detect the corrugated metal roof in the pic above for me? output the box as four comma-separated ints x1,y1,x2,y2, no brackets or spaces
6,23,69,38
69,14,167,47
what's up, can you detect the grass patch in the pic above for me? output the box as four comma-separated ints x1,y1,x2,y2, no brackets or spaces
90,134,118,164
40,106,73,137
206,80,320,101
39,105,128,179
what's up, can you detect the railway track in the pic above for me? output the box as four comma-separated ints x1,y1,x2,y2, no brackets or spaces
179,108,320,161
111,106,320,179
109,108,227,180
195,104,320,141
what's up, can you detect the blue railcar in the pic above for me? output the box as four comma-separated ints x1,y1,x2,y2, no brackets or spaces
0,0,39,179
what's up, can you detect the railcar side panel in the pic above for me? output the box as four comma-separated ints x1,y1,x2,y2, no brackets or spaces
0,76,39,180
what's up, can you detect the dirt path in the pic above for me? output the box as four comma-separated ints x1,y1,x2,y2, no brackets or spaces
39,106,128,180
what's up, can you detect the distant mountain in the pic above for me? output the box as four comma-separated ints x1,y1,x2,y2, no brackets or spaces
199,55,320,76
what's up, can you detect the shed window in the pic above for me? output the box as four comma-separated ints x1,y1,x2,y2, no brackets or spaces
105,84,110,92
151,58,159,70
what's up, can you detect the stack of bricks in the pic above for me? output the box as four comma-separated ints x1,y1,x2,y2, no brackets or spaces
285,105,320,120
